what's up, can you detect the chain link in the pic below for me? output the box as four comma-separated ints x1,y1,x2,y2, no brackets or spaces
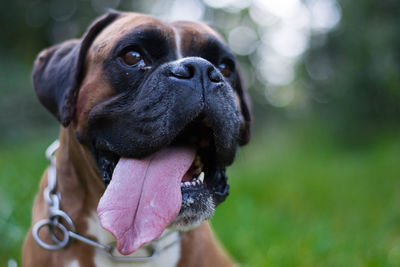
32,140,180,262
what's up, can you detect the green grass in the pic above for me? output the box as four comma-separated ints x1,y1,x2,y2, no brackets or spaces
0,134,53,266
212,125,400,266
1,125,400,266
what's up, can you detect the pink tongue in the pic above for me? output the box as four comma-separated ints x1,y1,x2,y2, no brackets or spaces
97,147,195,255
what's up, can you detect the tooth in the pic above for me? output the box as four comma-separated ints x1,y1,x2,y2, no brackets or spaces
184,181,191,187
192,181,196,186
199,172,204,183
197,179,201,185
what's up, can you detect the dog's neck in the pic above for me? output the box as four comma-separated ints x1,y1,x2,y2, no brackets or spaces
56,127,104,217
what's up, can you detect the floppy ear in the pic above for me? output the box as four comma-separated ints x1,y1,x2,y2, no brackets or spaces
32,11,120,127
234,70,252,146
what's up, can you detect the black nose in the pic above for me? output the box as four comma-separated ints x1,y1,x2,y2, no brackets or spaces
170,57,223,83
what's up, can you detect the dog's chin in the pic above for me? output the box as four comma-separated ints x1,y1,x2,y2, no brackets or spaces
169,187,216,231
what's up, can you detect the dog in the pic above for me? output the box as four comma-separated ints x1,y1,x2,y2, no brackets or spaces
22,11,251,267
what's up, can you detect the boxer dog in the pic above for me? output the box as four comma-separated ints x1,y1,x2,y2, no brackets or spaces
22,11,251,267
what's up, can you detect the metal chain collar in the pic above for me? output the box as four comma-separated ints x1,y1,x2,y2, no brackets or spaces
32,140,180,262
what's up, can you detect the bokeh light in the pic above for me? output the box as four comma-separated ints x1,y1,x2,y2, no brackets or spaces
168,0,205,21
228,26,258,55
200,0,341,107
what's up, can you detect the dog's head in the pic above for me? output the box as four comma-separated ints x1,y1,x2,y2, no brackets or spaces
32,11,251,254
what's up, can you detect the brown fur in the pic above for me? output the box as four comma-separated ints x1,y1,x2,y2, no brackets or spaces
178,222,236,267
23,13,237,267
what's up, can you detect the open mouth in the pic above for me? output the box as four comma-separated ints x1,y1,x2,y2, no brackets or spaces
96,115,229,202
93,114,231,254
96,114,230,201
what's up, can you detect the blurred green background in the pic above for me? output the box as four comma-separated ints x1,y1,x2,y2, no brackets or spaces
1,0,400,266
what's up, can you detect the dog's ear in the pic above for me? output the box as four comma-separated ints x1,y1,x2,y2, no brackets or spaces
234,70,252,145
32,11,120,127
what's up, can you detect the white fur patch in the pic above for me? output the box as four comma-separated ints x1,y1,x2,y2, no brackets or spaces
172,27,183,59
85,212,181,267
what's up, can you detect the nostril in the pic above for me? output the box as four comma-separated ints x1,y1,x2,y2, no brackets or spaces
186,65,195,78
170,63,195,79
208,67,222,83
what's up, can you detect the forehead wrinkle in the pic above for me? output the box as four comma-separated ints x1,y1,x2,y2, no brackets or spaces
121,23,174,42
89,13,173,61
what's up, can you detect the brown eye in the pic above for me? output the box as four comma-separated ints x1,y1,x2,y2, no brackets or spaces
218,63,231,77
121,51,142,66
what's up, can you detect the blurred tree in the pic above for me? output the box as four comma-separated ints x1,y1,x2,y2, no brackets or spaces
302,0,400,139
